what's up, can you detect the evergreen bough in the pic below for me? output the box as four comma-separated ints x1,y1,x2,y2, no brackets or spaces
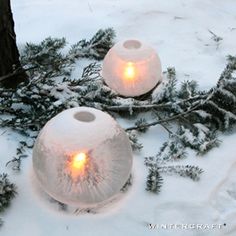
0,28,236,196
0,173,17,226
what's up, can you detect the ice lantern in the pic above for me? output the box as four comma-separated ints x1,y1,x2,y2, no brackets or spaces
102,39,162,97
32,107,133,207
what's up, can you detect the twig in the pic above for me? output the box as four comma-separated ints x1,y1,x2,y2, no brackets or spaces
208,29,223,49
0,130,7,136
155,112,173,135
87,0,93,13
0,107,16,115
103,94,208,112
126,91,214,131
0,66,37,83
126,107,196,131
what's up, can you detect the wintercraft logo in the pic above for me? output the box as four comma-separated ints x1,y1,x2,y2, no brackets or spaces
147,223,226,230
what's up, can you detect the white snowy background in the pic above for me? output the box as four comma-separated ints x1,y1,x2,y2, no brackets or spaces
1,0,236,235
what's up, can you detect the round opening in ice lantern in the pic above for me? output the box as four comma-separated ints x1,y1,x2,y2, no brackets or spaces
74,111,95,122
32,107,133,208
123,40,142,49
102,39,162,97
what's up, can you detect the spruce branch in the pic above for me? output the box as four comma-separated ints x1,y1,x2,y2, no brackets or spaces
69,28,115,60
146,167,163,193
125,94,212,131
6,141,29,171
127,130,143,151
0,173,17,226
103,94,208,112
158,165,204,181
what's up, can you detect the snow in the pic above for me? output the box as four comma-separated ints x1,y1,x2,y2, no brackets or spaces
0,0,236,235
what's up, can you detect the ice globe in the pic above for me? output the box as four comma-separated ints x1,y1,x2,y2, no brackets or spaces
102,39,162,97
32,107,133,207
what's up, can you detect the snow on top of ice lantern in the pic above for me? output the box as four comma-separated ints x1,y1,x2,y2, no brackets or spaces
102,39,162,97
32,107,133,208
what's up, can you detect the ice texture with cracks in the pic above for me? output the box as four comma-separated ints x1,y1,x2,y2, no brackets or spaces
32,107,133,207
102,39,162,97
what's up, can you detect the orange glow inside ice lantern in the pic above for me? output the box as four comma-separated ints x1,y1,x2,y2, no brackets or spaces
68,152,88,178
124,62,136,81
72,152,87,170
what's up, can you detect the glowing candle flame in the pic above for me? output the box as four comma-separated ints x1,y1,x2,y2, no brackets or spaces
124,62,136,81
72,152,87,170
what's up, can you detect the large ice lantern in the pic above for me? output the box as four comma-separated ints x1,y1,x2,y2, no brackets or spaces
33,107,133,207
102,39,162,97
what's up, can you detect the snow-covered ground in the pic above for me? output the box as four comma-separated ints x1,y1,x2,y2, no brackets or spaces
1,0,236,235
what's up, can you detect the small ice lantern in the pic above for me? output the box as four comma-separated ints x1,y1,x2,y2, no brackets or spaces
102,39,162,97
32,107,133,207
